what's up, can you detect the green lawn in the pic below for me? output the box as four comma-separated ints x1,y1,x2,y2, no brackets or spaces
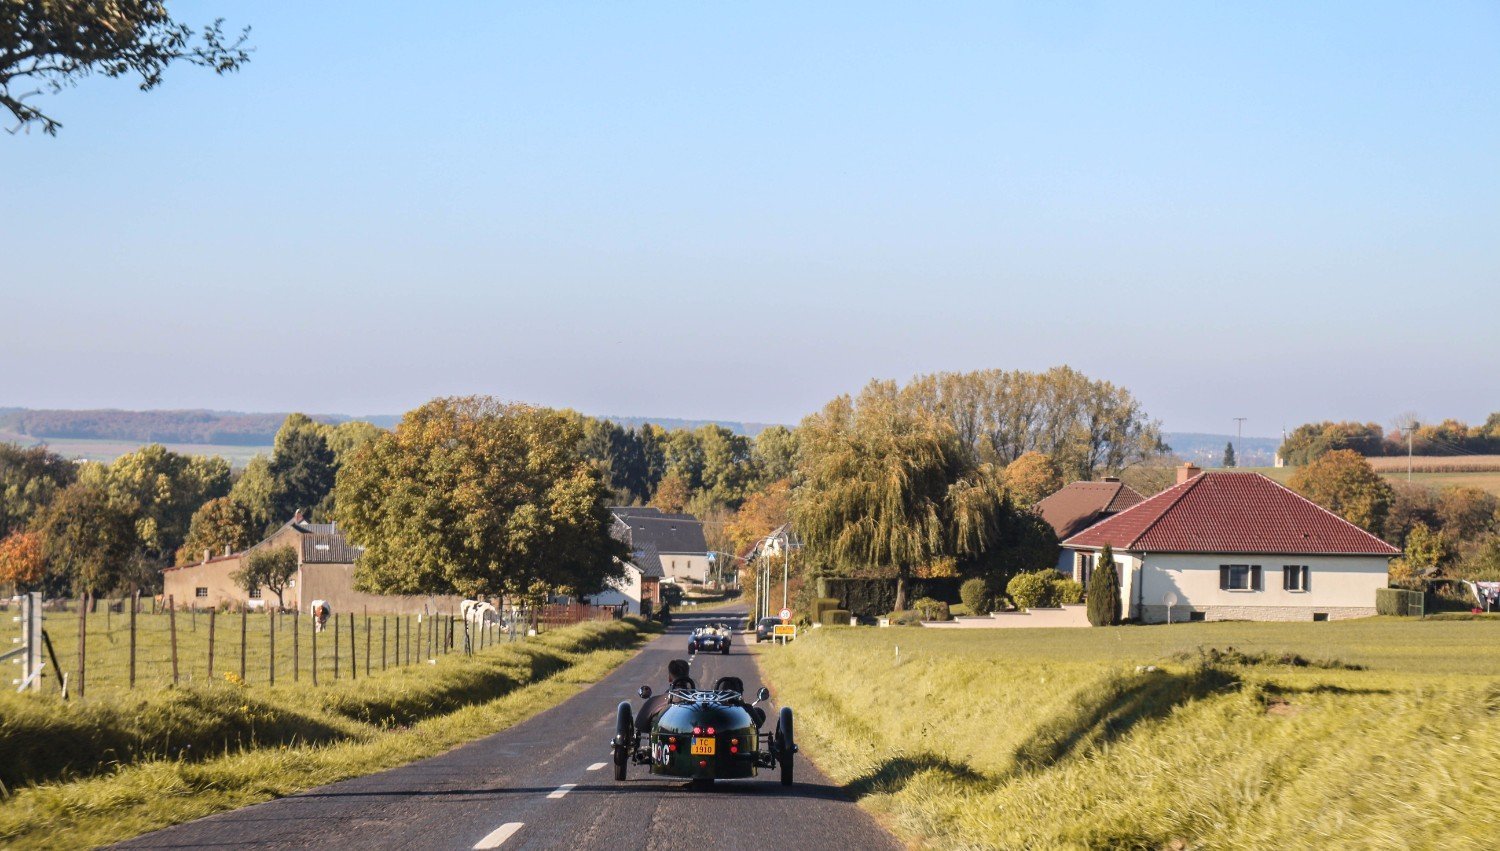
758,619,1500,850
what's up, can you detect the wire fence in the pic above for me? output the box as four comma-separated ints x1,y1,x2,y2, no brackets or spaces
4,595,620,700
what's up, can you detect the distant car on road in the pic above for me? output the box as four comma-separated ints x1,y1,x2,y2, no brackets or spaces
689,624,731,654
754,617,782,643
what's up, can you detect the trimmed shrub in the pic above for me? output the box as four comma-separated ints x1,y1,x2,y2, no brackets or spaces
1087,545,1122,626
1376,587,1424,616
887,609,924,626
1007,571,1055,610
820,608,852,626
949,603,971,617
817,577,965,617
912,597,951,621
812,597,841,623
960,577,992,614
1053,578,1085,605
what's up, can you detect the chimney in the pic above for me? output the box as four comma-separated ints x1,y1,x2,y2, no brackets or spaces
292,508,305,525
224,544,232,557
1177,462,1203,485
202,549,211,564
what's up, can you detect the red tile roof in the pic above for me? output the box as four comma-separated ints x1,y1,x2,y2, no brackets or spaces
1062,472,1400,556
1035,481,1146,540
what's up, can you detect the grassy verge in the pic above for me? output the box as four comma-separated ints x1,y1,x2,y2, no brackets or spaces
0,619,657,850
758,619,1500,849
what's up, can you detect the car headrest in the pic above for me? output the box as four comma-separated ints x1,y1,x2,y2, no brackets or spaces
671,676,696,691
713,676,744,695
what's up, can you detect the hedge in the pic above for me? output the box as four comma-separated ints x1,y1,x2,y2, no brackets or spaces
811,597,841,624
912,597,952,621
817,577,966,617
1376,587,1424,616
820,608,853,626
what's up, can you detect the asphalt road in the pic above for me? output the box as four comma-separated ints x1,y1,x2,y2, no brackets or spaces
116,609,901,851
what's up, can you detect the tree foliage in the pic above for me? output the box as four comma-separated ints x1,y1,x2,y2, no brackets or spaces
233,545,297,608
0,530,44,589
1003,451,1063,508
1086,544,1122,626
650,472,691,513
334,397,626,598
792,381,1009,612
266,414,336,523
1,0,251,135
177,496,259,565
0,442,75,537
80,444,230,562
35,482,136,595
1287,449,1394,536
725,479,792,556
1222,442,1236,468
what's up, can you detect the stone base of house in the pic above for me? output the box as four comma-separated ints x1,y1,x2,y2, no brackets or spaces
1138,604,1377,624
923,605,1090,629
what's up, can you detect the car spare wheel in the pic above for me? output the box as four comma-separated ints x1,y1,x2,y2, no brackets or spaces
613,701,633,781
777,706,795,786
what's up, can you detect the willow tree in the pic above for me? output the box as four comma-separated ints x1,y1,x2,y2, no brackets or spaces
334,397,626,599
793,381,1009,612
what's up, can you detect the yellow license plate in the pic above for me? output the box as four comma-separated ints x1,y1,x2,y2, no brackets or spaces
690,737,716,756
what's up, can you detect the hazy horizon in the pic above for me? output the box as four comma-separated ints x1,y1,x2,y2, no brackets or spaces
3,2,1495,435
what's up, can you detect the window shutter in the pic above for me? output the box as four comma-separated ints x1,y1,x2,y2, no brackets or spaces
1219,565,1229,590
1251,565,1262,591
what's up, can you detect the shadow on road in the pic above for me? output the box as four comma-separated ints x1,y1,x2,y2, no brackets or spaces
288,778,851,803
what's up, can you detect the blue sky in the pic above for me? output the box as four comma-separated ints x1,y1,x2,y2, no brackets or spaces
1,1,1496,435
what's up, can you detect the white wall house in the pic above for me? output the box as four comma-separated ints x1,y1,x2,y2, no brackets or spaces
610,507,712,585
1063,466,1399,623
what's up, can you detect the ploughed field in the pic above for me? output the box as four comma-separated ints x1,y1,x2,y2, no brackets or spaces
757,619,1500,850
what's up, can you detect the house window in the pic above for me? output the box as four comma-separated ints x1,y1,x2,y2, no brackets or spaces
1189,611,1206,622
248,587,262,599
195,587,209,598
1283,565,1310,592
1077,553,1095,586
1312,612,1329,622
1219,564,1262,591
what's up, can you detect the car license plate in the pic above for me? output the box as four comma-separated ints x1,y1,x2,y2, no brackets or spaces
690,737,716,756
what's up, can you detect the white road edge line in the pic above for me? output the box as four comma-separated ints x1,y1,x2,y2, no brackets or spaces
473,821,523,849
547,783,577,799
586,762,608,771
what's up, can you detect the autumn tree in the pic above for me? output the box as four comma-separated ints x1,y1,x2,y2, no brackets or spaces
80,444,230,563
1288,449,1395,536
0,531,45,591
35,482,137,596
726,479,793,556
228,455,276,531
793,381,1009,612
1003,452,1063,508
752,426,798,484
267,414,336,523
335,397,626,598
233,545,297,609
1277,421,1386,465
1,1,251,135
1403,523,1454,574
0,443,76,536
1435,486,1499,543
177,496,260,565
651,473,691,514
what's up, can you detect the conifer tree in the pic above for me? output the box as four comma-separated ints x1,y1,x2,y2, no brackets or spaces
1086,543,1121,626
1223,442,1237,468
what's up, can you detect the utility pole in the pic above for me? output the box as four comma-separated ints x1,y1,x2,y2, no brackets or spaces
1233,418,1247,439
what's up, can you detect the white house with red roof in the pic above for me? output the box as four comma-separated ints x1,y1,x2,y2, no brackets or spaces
1062,463,1400,623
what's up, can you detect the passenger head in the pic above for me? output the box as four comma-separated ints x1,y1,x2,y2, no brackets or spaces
668,658,690,681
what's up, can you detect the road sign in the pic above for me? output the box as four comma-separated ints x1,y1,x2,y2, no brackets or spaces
772,624,796,642
778,608,792,621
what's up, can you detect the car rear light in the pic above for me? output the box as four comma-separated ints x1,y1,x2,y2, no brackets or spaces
730,746,738,753
706,727,715,735
698,760,707,767
669,744,677,752
669,736,677,743
693,726,701,735
731,738,739,745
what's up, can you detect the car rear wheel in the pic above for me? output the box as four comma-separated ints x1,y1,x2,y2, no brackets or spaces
777,707,795,786
613,701,633,781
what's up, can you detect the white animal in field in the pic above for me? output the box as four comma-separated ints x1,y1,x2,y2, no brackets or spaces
310,599,331,632
461,599,501,625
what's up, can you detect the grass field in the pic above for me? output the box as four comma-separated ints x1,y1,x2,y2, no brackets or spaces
0,618,656,849
1248,464,1500,497
757,619,1500,850
0,432,269,466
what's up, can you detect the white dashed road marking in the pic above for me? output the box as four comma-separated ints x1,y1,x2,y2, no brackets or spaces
473,822,523,849
547,783,577,799
587,762,608,771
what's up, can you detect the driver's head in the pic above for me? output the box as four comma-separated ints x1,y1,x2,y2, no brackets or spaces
668,658,689,681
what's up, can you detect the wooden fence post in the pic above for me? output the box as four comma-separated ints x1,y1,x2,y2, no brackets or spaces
129,590,138,689
208,607,217,680
293,611,300,682
268,609,276,686
311,615,319,686
168,595,179,687
77,593,87,700
333,613,340,680
238,607,247,681
382,616,388,671
365,614,371,677
349,612,356,680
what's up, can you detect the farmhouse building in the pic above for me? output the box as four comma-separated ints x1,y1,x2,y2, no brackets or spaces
586,540,664,616
1062,465,1399,623
1035,478,1146,575
161,514,462,615
610,507,712,585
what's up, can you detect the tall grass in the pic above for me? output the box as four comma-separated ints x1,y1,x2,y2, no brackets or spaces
759,620,1500,849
